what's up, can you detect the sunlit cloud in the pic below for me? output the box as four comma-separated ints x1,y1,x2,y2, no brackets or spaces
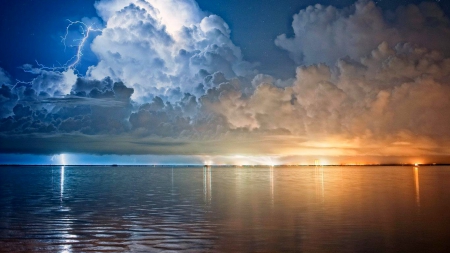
1,0,450,164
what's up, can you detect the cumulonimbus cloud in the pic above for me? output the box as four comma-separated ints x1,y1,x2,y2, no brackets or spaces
1,0,450,163
275,0,450,65
88,0,254,101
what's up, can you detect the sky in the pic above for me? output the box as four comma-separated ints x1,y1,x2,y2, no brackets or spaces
1,0,450,165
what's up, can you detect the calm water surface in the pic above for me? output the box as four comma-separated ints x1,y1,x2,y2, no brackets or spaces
1,166,450,252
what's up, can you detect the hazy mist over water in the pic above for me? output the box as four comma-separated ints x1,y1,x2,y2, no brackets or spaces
1,166,450,252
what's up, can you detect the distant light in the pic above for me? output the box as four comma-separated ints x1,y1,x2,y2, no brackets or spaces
415,163,419,166
60,154,66,166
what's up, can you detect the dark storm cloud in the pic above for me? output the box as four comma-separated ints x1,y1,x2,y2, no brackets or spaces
0,134,189,155
0,77,134,136
0,68,10,85
1,0,450,162
0,84,18,118
39,96,126,107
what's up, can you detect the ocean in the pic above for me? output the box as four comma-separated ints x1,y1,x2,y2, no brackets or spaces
1,165,449,252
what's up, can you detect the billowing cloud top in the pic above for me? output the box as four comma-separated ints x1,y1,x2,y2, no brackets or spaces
275,0,450,65
1,0,450,164
89,0,254,101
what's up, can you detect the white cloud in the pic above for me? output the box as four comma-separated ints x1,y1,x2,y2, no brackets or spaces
2,0,450,161
275,0,450,65
88,0,254,101
200,42,450,156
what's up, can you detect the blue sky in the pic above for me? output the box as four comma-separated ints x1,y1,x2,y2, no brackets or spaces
1,0,450,165
2,0,447,79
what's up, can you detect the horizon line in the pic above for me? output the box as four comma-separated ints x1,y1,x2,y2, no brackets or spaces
1,163,449,167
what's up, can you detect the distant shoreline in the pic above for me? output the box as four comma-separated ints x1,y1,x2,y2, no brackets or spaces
1,164,449,167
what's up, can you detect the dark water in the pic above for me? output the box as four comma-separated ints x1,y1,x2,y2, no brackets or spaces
1,166,450,252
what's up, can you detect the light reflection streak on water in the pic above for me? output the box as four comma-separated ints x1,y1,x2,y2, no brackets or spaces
204,166,212,204
322,166,324,200
60,166,64,203
60,166,74,253
414,167,420,209
315,165,324,201
270,166,274,206
204,166,206,203
209,167,212,203
61,244,71,253
2,166,450,252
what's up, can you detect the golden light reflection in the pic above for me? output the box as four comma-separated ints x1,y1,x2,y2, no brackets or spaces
414,166,420,208
270,166,274,206
321,166,324,200
315,165,324,201
199,155,284,166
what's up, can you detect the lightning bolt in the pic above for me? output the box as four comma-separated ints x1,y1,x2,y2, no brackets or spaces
61,20,102,71
13,20,102,92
